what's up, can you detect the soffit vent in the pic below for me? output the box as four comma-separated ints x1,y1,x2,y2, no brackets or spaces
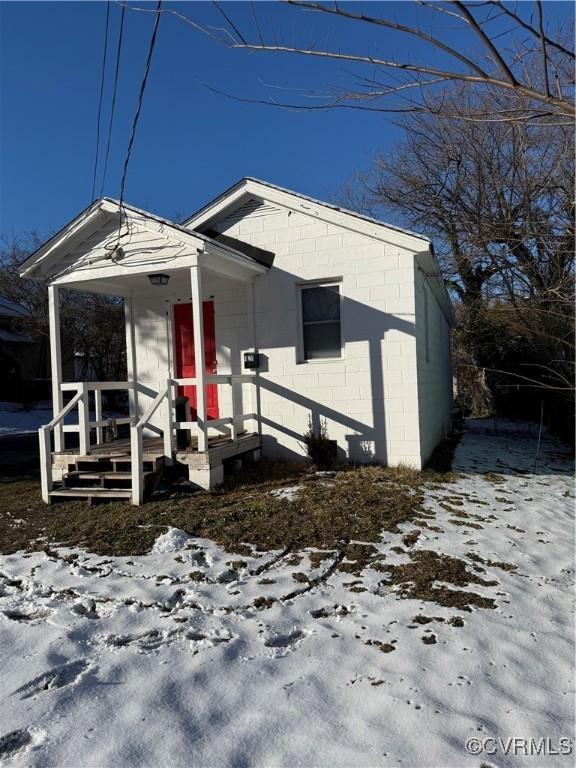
217,198,281,228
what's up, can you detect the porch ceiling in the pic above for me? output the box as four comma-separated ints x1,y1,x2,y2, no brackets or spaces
58,264,240,298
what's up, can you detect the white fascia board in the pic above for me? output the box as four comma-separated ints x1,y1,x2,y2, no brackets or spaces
51,247,264,289
415,250,455,326
23,196,260,285
185,178,430,254
19,203,108,277
51,252,200,287
182,182,247,229
21,201,207,281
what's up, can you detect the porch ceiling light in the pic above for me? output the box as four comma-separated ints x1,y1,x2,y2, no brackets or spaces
148,273,170,286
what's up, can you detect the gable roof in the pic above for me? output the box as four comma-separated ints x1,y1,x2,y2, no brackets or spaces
184,177,431,248
18,198,273,279
185,177,454,325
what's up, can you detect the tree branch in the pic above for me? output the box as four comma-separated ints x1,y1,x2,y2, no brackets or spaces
452,1,517,85
488,1,575,60
535,0,551,98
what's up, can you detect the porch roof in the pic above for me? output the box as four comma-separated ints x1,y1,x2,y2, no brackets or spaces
18,198,272,291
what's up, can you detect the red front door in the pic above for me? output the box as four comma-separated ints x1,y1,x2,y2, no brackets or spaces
174,301,219,420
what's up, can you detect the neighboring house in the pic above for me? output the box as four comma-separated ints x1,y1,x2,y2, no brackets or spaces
19,178,454,504
0,295,36,400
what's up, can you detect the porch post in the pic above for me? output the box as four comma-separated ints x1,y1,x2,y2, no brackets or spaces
48,284,64,452
125,295,139,422
247,279,262,437
94,389,104,445
190,264,207,453
77,382,90,455
163,311,175,462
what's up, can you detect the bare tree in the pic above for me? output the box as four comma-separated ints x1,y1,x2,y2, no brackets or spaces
343,84,574,429
352,87,574,305
126,0,575,122
0,236,126,391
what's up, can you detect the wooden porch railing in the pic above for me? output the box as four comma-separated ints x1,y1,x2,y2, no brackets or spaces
38,374,261,505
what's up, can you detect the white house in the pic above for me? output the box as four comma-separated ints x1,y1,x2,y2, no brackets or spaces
19,178,454,505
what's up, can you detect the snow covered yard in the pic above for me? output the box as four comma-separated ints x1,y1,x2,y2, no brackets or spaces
0,423,574,767
0,402,125,436
0,403,55,436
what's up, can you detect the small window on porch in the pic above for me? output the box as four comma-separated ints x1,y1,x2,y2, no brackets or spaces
299,282,342,361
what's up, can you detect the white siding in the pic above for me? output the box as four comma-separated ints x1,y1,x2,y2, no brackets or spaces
414,266,453,465
208,203,424,467
128,199,452,468
130,273,253,433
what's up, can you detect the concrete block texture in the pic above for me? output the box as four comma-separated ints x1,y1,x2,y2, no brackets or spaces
131,202,451,469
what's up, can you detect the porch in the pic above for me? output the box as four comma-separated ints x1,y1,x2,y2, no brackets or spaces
27,198,270,504
41,376,262,504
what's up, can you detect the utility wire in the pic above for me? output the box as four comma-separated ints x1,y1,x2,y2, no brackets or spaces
118,0,162,211
91,1,111,203
100,3,126,198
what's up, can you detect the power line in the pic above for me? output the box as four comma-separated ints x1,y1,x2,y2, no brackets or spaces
100,3,126,198
90,1,111,203
118,0,162,210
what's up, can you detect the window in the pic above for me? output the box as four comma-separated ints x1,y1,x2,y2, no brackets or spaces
299,282,342,361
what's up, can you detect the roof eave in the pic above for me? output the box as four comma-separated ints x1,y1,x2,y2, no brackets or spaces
184,177,431,251
19,198,270,281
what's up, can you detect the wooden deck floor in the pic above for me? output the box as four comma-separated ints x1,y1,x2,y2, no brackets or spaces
54,432,261,466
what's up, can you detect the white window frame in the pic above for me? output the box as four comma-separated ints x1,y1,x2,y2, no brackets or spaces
296,277,344,364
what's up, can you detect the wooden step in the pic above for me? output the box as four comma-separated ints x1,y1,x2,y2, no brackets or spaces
73,454,129,462
64,471,152,481
49,488,133,499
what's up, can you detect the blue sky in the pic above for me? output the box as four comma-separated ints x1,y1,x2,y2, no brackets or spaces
0,1,572,239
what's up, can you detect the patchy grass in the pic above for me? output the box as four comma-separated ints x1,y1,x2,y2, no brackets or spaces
402,530,422,548
466,551,518,572
0,437,504,617
365,639,396,653
484,472,506,484
376,550,498,611
0,460,444,556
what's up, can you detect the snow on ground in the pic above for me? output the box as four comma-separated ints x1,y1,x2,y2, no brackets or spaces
0,422,574,767
0,402,123,436
0,402,55,435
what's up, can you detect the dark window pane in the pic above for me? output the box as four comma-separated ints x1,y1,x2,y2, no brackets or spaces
303,322,341,359
302,285,340,323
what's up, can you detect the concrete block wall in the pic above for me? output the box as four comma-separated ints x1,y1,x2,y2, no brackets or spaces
212,204,424,467
128,203,452,469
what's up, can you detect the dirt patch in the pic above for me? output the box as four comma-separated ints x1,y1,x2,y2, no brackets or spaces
402,530,422,547
411,615,445,625
188,570,207,582
484,473,506,484
378,549,498,611
448,519,484,530
308,550,336,568
466,552,518,572
366,639,396,653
